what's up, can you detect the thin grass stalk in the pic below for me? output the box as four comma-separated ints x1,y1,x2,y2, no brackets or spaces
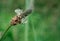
0,25,12,41
25,0,34,41
32,24,37,41
25,20,29,41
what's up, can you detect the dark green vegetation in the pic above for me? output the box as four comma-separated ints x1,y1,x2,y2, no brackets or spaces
0,0,60,41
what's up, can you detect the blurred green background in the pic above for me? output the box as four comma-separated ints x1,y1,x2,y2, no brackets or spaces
0,0,60,41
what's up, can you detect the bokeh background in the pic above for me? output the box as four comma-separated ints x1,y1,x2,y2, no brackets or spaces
0,0,60,41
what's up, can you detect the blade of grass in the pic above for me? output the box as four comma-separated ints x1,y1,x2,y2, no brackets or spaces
30,20,37,41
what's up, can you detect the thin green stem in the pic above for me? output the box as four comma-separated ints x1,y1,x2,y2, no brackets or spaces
0,25,12,41
25,20,29,41
32,26,37,41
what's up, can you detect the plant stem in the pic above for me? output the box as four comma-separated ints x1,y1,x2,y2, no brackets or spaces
25,20,29,41
0,25,12,41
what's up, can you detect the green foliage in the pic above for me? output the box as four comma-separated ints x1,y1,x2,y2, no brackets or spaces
0,0,60,41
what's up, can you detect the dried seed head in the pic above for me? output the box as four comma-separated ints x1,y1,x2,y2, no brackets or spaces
10,16,21,25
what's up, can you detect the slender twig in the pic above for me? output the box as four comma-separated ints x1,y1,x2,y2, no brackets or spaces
0,25,12,41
